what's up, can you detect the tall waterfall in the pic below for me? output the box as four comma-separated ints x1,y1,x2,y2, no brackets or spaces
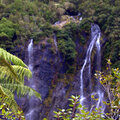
28,39,35,89
26,39,35,120
80,24,104,110
95,33,105,111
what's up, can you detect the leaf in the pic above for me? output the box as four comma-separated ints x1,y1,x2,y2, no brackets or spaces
71,95,75,99
2,109,6,114
91,95,95,99
0,48,27,67
0,48,41,114
53,111,58,114
78,104,82,108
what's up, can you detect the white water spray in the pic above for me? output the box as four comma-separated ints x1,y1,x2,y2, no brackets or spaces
26,39,35,120
95,33,105,112
28,39,33,71
53,33,58,52
79,17,82,21
80,24,101,107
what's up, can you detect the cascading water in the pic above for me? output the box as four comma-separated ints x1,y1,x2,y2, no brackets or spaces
28,39,33,71
26,39,35,120
80,24,104,110
54,21,60,25
79,17,82,21
95,33,105,112
53,33,58,52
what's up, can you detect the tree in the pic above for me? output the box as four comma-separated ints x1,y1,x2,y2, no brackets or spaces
96,59,120,119
0,48,41,114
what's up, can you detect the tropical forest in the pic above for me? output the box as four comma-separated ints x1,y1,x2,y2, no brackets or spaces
0,0,120,120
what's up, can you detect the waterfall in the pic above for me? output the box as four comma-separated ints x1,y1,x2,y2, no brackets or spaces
53,33,58,52
79,17,82,21
26,39,35,120
54,21,60,25
28,39,33,71
95,33,101,71
95,33,105,112
80,24,102,107
27,39,35,89
77,13,82,21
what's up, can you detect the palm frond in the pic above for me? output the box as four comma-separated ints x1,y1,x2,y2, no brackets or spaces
0,48,27,67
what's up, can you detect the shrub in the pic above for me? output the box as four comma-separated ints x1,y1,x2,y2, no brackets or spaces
0,17,17,39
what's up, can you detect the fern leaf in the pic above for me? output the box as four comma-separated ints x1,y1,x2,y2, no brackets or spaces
12,65,32,82
0,58,32,84
0,58,21,84
0,47,41,114
0,48,27,67
1,84,41,100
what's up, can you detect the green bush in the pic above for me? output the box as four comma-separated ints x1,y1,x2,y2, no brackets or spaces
54,95,105,120
0,17,17,39
0,98,25,120
56,30,76,64
54,62,120,120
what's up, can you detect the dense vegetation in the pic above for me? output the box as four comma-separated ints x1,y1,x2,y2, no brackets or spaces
54,61,120,120
0,48,41,119
0,0,120,119
0,0,119,68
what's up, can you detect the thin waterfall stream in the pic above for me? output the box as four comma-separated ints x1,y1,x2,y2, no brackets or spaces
26,39,35,120
95,33,105,112
80,24,105,111
80,24,99,105
28,39,33,72
53,33,58,52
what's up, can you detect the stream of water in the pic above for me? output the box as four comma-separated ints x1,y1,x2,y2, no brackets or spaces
80,24,105,111
95,32,105,112
53,33,58,52
26,39,35,120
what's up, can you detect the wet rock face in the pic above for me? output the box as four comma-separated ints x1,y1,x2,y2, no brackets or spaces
33,44,55,100
15,34,95,120
14,41,58,119
24,42,58,120
20,39,83,120
44,82,68,120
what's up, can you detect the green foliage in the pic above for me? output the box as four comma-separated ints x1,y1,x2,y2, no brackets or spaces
0,17,18,50
55,21,91,72
0,48,41,114
77,0,120,68
0,97,25,120
96,60,120,119
39,3,57,23
0,17,17,39
0,0,58,50
0,0,119,69
54,61,120,120
56,29,76,65
54,95,105,120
